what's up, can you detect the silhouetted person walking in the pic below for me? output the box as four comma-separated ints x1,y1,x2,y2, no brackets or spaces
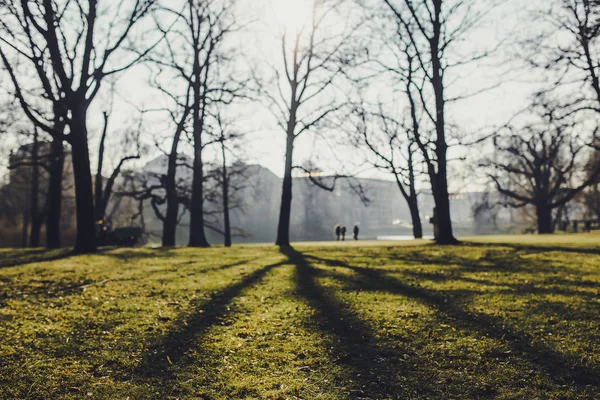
335,225,341,241
353,225,359,240
341,226,347,241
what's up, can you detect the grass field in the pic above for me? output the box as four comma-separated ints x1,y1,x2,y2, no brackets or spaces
0,234,599,399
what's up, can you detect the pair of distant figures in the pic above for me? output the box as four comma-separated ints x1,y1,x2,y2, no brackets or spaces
334,225,359,241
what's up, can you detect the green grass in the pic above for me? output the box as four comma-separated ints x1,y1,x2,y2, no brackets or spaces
0,235,599,399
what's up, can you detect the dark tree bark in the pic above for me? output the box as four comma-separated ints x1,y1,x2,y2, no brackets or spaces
536,202,554,234
424,2,454,244
189,145,210,247
69,111,97,254
276,134,295,246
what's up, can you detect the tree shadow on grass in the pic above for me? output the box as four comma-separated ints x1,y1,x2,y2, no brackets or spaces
306,254,600,388
0,246,184,269
5,258,255,301
401,269,600,302
135,260,286,380
281,246,439,399
462,241,600,256
0,248,73,268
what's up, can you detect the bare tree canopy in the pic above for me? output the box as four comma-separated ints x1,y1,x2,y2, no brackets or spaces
0,0,159,253
257,0,362,246
366,0,505,244
485,107,600,233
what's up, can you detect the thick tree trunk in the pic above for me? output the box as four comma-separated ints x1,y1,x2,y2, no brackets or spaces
276,134,295,246
430,13,457,245
69,112,97,254
433,175,456,244
46,137,64,249
189,145,210,247
536,203,554,234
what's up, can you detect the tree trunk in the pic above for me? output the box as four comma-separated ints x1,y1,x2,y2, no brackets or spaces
221,141,231,247
46,136,64,249
407,143,422,239
162,151,179,247
161,114,188,247
536,203,554,234
409,197,423,239
69,111,97,254
433,176,456,244
29,129,41,248
430,9,457,245
188,144,210,247
276,134,295,246
94,113,108,222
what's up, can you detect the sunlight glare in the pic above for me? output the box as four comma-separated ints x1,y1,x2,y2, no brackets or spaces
273,0,314,35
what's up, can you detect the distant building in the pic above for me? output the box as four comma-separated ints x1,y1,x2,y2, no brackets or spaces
128,155,508,245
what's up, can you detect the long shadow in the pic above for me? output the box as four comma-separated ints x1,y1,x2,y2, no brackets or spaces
135,260,285,379
306,254,600,387
0,248,73,269
462,241,600,256
402,269,600,301
7,259,254,301
0,246,177,269
282,247,437,399
399,250,558,273
180,258,259,275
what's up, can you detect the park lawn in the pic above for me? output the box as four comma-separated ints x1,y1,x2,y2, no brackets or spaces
0,236,599,399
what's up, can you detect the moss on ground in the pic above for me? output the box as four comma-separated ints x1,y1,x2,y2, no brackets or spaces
0,235,599,399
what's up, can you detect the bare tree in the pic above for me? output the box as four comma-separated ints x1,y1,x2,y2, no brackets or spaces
94,111,143,223
351,103,423,238
6,128,46,247
260,0,359,246
373,0,504,244
151,0,244,248
485,109,600,233
530,0,600,121
142,85,193,246
0,0,158,253
208,109,248,247
0,6,67,249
